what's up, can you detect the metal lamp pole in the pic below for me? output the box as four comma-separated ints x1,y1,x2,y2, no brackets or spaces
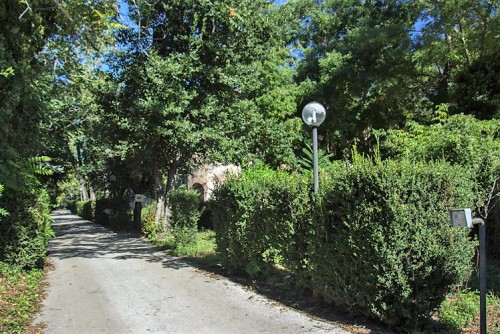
312,126,319,192
473,218,487,334
302,102,326,193
450,209,487,334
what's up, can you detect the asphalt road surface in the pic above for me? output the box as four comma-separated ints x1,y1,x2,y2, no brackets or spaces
33,210,349,334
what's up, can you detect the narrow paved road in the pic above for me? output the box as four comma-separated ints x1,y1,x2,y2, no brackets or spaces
34,210,349,334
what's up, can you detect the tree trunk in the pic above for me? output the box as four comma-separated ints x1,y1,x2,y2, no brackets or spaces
134,201,143,231
154,169,165,228
79,176,89,201
162,165,178,231
89,186,96,201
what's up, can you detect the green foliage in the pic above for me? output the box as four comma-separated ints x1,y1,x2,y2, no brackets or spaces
379,116,500,259
210,164,313,279
94,198,132,229
211,155,477,329
312,153,476,329
28,156,54,177
0,67,14,78
297,144,334,174
293,0,499,156
0,184,8,218
66,201,77,215
452,52,500,119
0,0,124,272
141,203,159,240
56,177,81,208
414,0,499,119
76,200,94,221
294,0,418,154
168,187,203,250
0,262,44,333
0,189,54,269
439,291,479,330
160,230,216,258
93,0,302,203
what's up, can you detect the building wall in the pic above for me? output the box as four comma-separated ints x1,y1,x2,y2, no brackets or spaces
187,164,240,201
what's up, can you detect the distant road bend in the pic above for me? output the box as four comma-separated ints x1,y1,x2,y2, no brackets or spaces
33,210,350,334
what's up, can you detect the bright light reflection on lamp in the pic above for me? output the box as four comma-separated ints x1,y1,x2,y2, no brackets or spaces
302,102,326,127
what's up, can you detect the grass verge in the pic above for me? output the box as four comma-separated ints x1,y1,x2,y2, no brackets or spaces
0,262,45,333
155,229,217,258
438,260,500,333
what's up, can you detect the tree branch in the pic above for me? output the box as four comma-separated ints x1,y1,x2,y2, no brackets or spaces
19,0,31,19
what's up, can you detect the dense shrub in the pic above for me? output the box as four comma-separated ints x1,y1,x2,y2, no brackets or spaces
94,198,132,229
210,166,313,279
0,189,54,269
439,291,479,330
76,200,94,221
66,200,77,214
0,183,7,218
312,154,476,329
141,203,158,239
211,155,478,329
168,187,203,251
379,116,500,259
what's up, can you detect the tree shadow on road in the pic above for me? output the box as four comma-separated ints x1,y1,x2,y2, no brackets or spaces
48,211,451,333
48,211,190,271
180,255,458,334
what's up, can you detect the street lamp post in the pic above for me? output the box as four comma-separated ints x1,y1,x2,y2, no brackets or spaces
302,102,326,193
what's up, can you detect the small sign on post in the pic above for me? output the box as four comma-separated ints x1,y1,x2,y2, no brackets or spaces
134,194,145,203
450,208,487,334
449,208,473,228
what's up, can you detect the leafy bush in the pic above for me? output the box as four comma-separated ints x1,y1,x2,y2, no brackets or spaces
0,189,54,269
211,155,478,329
66,200,77,214
210,165,313,279
379,116,500,259
0,156,55,269
141,203,158,239
94,198,132,229
76,200,94,221
312,153,476,329
0,183,8,218
160,230,216,257
168,187,203,251
439,291,479,330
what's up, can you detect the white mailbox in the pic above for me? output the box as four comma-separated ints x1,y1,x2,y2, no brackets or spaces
134,194,145,203
449,208,473,228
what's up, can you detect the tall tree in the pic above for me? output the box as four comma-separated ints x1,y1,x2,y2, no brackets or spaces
414,0,499,119
294,0,419,157
97,0,302,227
0,0,119,267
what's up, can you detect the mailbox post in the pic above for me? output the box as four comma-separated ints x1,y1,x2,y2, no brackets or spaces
450,209,487,334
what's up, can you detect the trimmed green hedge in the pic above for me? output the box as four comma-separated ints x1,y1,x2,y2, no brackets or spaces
312,154,476,328
168,187,203,250
210,166,313,279
210,156,477,329
380,115,500,260
94,198,132,229
67,200,77,214
76,200,94,221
